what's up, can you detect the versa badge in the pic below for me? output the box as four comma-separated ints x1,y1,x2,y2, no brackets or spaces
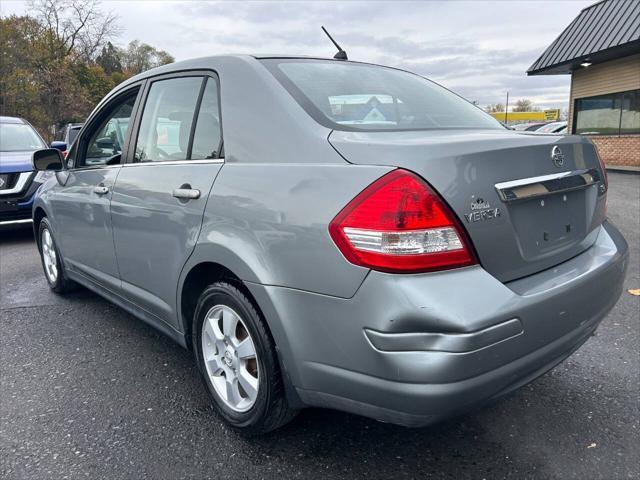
464,197,501,223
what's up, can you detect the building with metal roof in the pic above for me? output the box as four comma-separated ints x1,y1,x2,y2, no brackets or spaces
528,0,639,169
528,0,639,75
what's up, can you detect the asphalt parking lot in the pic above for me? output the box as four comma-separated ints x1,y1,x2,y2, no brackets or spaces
1,172,638,480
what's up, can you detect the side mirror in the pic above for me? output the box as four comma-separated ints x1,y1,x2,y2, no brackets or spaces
32,148,64,172
50,141,67,152
96,137,114,149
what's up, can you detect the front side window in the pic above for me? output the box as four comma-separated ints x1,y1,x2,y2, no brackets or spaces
81,92,137,167
0,123,46,152
135,77,203,162
574,89,640,135
261,59,502,132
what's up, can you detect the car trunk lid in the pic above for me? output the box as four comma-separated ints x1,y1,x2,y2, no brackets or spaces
328,129,607,282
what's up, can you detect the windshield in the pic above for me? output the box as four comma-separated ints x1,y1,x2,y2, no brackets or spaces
262,59,502,132
0,123,46,152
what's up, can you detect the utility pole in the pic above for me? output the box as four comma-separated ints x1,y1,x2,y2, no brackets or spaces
504,92,509,124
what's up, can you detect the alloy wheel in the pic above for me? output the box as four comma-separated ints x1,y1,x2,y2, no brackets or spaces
41,228,58,284
201,304,259,412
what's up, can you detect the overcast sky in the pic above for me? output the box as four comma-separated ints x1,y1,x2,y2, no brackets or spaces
2,0,594,110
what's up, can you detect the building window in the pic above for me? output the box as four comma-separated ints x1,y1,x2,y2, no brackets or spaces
574,89,639,135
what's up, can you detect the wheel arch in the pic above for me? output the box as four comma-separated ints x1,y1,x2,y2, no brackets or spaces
178,254,304,408
179,261,245,350
32,206,48,250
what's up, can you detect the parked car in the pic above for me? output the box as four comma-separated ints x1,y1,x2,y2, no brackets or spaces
30,55,628,434
0,116,55,225
56,123,84,157
512,122,549,131
534,121,568,134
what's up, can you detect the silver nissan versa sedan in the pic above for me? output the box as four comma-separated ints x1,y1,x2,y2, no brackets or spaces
31,55,628,434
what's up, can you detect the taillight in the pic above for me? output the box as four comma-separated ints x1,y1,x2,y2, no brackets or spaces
329,169,477,273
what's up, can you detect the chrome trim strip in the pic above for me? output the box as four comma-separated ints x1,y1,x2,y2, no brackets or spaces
72,164,122,171
123,159,224,167
495,168,601,203
0,172,32,196
0,218,32,225
364,318,523,353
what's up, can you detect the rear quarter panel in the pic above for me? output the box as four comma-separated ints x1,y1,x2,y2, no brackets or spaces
186,163,394,297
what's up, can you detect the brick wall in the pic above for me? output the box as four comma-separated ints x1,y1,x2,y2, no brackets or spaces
589,135,640,168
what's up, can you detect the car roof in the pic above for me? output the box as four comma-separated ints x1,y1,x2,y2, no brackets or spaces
125,54,371,83
103,54,376,108
0,116,26,124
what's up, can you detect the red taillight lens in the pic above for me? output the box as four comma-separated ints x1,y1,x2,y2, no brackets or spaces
329,169,477,273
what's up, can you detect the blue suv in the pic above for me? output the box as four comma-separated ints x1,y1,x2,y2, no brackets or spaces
0,116,57,225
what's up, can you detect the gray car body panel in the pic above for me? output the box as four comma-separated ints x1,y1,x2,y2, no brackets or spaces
32,54,628,426
246,221,627,425
111,161,223,328
328,129,607,282
51,166,123,292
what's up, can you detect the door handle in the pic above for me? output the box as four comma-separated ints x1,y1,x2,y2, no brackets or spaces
93,185,109,195
172,188,200,200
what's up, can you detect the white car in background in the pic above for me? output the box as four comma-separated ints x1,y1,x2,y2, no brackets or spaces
535,121,568,134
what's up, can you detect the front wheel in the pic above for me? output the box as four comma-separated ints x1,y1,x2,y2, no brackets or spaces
38,218,76,294
193,282,296,434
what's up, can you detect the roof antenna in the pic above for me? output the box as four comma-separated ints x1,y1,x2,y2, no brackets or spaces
321,26,348,60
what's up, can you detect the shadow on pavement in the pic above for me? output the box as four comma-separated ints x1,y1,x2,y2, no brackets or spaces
0,223,34,244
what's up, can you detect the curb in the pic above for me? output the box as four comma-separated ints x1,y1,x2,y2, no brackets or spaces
606,166,640,175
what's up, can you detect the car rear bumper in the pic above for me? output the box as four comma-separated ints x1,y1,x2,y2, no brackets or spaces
247,221,628,426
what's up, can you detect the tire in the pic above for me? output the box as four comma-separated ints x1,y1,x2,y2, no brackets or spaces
38,218,76,294
193,281,297,435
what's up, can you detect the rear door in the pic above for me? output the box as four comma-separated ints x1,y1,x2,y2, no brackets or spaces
50,86,141,291
110,72,224,328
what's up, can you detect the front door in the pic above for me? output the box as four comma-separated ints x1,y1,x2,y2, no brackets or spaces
51,88,141,292
110,73,224,328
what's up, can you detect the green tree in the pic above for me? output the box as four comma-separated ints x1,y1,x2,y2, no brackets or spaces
96,41,123,75
513,99,540,112
1,1,173,140
120,40,174,76
0,16,44,124
485,103,505,113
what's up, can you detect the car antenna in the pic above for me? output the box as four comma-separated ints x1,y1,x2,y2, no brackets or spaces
321,26,348,60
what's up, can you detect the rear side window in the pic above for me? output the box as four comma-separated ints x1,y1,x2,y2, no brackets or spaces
262,59,502,132
135,77,203,162
191,78,222,160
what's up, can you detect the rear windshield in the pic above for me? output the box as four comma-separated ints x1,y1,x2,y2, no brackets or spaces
262,59,502,132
